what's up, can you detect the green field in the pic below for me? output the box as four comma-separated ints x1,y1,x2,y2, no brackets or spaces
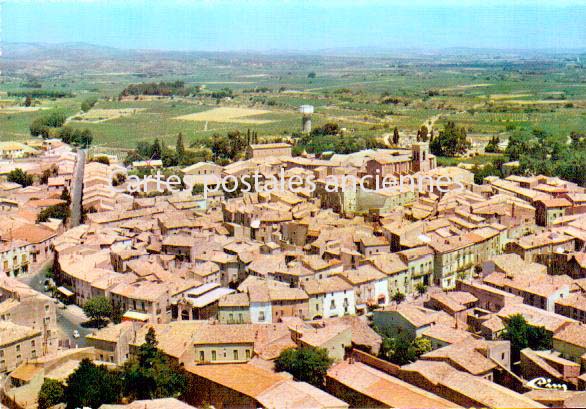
2,53,586,151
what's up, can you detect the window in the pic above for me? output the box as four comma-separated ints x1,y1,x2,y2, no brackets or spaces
258,311,265,322
199,351,204,361
31,340,35,347
233,350,239,360
330,300,336,309
246,349,251,359
16,344,20,352
212,350,217,361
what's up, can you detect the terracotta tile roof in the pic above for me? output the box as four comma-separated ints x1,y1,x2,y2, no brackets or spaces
302,276,352,295
401,361,544,408
219,292,250,308
185,363,288,398
7,224,56,244
192,324,256,345
553,322,586,348
421,324,475,346
536,198,572,208
498,304,576,333
327,361,455,408
421,338,498,375
257,380,349,409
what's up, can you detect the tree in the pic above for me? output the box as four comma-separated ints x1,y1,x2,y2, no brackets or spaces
392,127,400,145
176,132,185,160
81,96,98,112
82,296,113,325
502,314,552,360
24,96,33,107
37,203,70,223
419,125,429,142
79,128,93,148
275,346,333,387
60,186,71,205
93,156,110,165
38,378,65,409
122,327,187,400
307,72,316,79
392,291,406,303
415,282,427,296
379,335,431,366
430,121,471,157
64,358,121,409
485,135,501,153
151,139,162,160
40,168,52,184
7,168,34,187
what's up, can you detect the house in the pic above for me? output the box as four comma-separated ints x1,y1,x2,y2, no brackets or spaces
100,398,197,409
419,338,510,380
0,321,43,373
110,281,171,324
290,323,352,361
420,324,476,350
0,240,32,277
181,162,223,186
556,293,586,323
535,198,572,227
218,293,251,324
326,360,455,409
86,321,139,365
498,303,576,335
0,279,58,355
302,276,356,319
424,291,478,320
193,324,256,364
184,363,348,409
553,323,586,364
457,280,523,312
505,231,576,262
399,361,545,408
483,270,571,312
337,264,389,312
372,304,453,341
520,348,580,388
246,143,292,159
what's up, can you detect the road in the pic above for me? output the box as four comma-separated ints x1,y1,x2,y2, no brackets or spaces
70,149,86,227
18,265,91,347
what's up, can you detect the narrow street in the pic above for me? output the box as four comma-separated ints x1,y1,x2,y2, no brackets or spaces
70,149,86,227
18,263,91,347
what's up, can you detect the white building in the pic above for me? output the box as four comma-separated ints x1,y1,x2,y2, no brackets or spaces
303,276,356,319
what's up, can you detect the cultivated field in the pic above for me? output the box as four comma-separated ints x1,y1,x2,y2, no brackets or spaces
70,108,146,123
175,107,275,124
1,49,586,151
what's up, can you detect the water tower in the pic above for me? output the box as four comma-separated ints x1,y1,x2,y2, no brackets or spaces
299,105,314,133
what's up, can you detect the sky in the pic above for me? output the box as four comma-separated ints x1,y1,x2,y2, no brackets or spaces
3,0,586,52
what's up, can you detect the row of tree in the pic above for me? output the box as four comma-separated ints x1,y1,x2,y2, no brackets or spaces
9,90,73,98
29,112,93,147
506,128,586,186
125,133,210,168
120,81,199,97
298,122,385,154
